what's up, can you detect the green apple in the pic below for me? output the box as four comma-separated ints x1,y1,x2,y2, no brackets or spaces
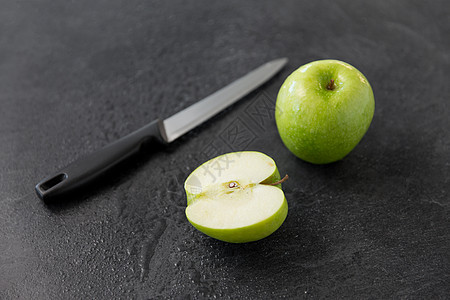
275,59,375,164
184,151,288,243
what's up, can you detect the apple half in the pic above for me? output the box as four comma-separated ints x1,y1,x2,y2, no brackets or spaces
184,151,288,243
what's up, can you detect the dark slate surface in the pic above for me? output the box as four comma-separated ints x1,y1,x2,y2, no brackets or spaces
1,0,449,299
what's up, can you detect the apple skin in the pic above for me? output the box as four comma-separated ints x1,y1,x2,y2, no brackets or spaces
275,60,375,164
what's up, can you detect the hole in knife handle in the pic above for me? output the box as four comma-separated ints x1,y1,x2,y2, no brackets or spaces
39,173,68,191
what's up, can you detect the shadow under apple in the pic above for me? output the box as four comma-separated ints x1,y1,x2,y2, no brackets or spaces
199,209,331,295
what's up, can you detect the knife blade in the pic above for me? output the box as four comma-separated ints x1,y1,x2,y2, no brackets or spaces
35,58,288,202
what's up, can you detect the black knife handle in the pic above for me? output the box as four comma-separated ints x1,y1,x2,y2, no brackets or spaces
35,119,166,203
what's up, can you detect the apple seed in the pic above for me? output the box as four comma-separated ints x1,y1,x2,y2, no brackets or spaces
228,182,239,188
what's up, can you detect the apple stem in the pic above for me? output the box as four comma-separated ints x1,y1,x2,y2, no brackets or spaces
265,174,289,186
327,79,335,90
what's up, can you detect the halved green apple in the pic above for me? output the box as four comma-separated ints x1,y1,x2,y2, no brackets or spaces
184,151,288,243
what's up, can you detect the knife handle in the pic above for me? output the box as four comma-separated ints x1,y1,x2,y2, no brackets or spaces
35,119,166,203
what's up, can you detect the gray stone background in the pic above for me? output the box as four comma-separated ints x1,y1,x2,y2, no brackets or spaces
1,0,449,298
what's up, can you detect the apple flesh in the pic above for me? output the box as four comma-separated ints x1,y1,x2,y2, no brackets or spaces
185,151,288,243
275,60,375,164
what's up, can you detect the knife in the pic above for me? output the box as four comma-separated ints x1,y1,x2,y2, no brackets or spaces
35,58,288,202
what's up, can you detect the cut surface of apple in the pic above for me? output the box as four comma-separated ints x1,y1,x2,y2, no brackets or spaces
185,151,288,243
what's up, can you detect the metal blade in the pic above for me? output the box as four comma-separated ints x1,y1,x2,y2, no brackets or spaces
161,58,288,143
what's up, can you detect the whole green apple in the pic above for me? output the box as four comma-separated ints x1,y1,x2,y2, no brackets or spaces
275,60,375,164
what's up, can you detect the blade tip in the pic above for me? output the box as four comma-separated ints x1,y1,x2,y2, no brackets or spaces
273,57,289,66
280,57,289,64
